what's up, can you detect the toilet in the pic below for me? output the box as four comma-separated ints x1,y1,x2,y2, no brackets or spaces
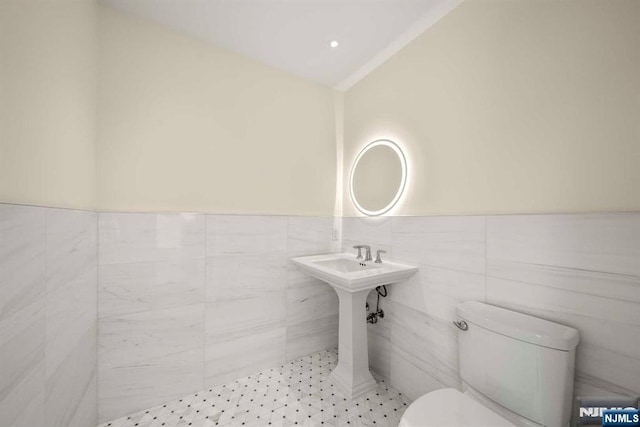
400,301,580,427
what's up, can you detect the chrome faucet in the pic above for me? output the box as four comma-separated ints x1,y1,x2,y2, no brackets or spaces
353,245,364,260
353,245,372,262
363,245,372,262
374,250,386,263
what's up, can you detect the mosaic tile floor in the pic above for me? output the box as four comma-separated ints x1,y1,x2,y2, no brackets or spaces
99,349,411,427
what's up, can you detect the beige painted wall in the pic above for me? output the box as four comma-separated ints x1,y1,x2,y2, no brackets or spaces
97,5,336,215
0,0,97,209
343,0,640,216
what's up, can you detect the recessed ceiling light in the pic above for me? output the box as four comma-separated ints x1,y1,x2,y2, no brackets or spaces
330,40,339,48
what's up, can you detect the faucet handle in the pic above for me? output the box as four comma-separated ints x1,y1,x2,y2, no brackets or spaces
374,250,387,263
362,245,372,262
353,245,364,260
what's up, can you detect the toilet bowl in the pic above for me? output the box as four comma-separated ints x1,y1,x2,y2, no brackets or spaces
399,301,580,427
399,388,514,427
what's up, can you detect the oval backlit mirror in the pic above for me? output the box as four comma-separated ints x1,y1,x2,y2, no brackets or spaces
349,139,407,216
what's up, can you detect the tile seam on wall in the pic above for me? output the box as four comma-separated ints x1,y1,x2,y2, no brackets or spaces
43,205,50,423
487,258,640,280
484,215,488,302
285,216,291,361
202,213,207,394
486,266,640,303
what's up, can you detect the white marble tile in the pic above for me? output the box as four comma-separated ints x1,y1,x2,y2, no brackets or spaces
488,258,640,304
98,349,204,424
576,341,640,395
287,216,339,257
206,215,287,256
389,262,485,321
285,315,338,361
46,208,97,380
45,326,96,427
203,215,290,377
206,292,286,338
287,221,341,287
340,214,393,267
286,281,338,326
389,346,448,401
99,257,205,318
286,260,320,289
205,327,287,387
487,213,640,277
204,214,290,379
45,208,97,293
0,204,46,427
45,266,97,394
1,205,98,427
65,374,97,427
388,302,460,390
206,253,287,301
99,304,203,371
486,268,639,334
98,304,204,422
574,371,639,399
98,211,206,421
0,204,46,320
0,297,46,427
0,360,45,427
391,215,486,274
342,216,393,247
99,213,205,265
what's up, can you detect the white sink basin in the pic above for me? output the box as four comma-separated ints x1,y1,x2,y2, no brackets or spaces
313,258,379,273
291,253,418,293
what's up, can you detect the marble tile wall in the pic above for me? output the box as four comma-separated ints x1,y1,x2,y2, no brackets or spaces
45,208,98,427
485,214,640,398
205,215,288,387
4,204,636,426
98,212,206,423
98,213,340,422
0,204,97,427
342,213,640,402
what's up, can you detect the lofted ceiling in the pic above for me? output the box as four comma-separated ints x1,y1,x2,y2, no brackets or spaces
100,0,461,90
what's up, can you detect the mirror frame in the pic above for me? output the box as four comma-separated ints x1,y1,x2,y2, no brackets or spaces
349,139,407,216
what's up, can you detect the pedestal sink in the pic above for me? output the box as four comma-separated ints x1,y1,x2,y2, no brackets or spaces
291,253,418,399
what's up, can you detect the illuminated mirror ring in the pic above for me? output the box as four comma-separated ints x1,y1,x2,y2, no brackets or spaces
349,139,407,216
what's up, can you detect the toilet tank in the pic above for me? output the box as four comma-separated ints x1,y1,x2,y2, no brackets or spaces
456,301,579,427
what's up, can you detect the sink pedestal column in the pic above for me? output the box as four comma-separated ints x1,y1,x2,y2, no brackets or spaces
329,287,377,400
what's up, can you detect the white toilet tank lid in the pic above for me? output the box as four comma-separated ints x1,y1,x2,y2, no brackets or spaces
457,301,579,351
